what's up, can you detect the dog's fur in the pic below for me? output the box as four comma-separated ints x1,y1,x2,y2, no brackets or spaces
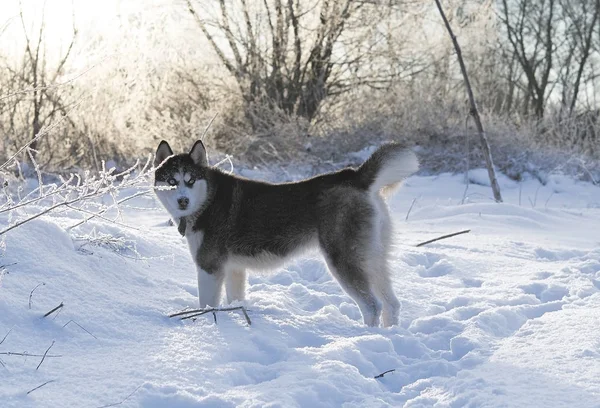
153,140,419,327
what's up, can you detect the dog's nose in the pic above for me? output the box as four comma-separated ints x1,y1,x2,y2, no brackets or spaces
177,197,189,209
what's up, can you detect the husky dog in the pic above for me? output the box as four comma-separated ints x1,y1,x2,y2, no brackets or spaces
153,140,418,327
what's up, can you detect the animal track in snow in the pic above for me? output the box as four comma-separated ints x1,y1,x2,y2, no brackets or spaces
403,251,442,268
403,252,455,278
534,247,588,261
519,282,569,303
533,271,553,280
461,278,483,287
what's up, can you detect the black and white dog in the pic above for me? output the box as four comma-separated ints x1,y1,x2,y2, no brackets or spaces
153,140,418,327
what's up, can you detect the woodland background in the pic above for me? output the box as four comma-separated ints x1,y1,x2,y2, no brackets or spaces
0,0,599,179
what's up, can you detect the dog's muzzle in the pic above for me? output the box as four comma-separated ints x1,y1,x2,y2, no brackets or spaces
177,197,189,210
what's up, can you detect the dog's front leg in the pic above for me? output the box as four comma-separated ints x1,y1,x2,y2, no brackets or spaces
225,268,247,304
197,267,224,308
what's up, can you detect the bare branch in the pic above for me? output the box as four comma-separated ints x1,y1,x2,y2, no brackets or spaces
374,369,395,379
62,320,97,339
43,302,64,318
0,96,85,171
96,385,142,408
416,230,471,247
0,326,14,345
434,0,502,202
0,351,61,357
186,1,237,76
27,380,56,395
29,283,45,309
218,0,245,71
50,7,77,84
35,340,55,370
405,197,418,222
169,306,252,325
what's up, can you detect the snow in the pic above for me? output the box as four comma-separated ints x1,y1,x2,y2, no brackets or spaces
1,169,600,407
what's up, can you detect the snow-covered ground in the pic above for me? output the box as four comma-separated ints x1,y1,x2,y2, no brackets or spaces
1,168,600,407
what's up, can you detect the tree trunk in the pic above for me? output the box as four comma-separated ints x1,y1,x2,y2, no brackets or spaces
434,0,503,202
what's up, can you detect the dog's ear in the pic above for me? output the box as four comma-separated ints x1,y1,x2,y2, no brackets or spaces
189,140,208,167
155,140,173,167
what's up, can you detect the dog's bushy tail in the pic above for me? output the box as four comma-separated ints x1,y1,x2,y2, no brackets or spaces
358,143,419,196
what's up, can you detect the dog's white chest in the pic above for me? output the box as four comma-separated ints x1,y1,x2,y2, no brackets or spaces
185,229,204,258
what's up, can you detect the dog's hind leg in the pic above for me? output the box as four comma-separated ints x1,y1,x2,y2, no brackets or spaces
369,195,401,327
225,268,247,304
322,253,381,327
370,261,400,327
197,267,224,308
319,193,382,327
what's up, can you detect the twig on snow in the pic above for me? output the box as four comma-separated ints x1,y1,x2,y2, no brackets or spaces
416,230,471,247
0,352,61,358
52,305,64,320
0,326,14,345
240,307,252,326
26,380,56,395
169,306,252,325
96,385,142,408
374,369,396,379
544,192,555,209
29,283,45,309
0,262,17,269
43,302,64,318
35,341,55,370
63,320,97,339
405,197,418,221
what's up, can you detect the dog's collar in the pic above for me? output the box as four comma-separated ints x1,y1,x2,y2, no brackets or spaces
178,218,187,236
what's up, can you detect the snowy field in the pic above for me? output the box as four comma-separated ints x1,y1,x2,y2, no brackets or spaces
1,167,600,407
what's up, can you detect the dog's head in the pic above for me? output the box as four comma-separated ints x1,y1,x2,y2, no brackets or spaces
153,140,209,219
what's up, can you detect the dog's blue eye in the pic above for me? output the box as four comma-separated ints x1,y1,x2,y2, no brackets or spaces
188,178,195,185
167,178,177,186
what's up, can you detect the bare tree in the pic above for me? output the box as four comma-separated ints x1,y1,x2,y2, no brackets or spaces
498,0,558,119
498,0,600,120
1,1,78,165
186,0,394,129
558,0,600,116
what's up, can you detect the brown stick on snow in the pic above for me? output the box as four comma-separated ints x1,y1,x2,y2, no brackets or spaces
0,326,13,345
29,282,45,309
169,306,252,325
43,302,64,318
240,307,252,326
36,341,55,370
374,369,396,379
27,380,56,395
434,0,503,203
405,198,418,222
416,230,471,247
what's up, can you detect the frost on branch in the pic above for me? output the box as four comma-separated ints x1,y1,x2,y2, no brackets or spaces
0,153,156,240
